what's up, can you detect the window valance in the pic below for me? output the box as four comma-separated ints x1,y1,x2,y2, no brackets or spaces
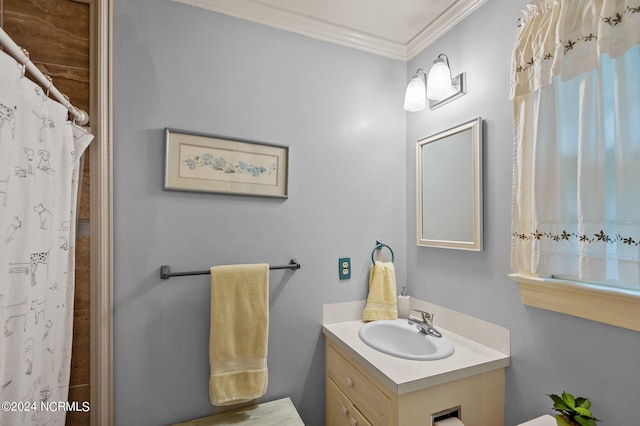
510,0,640,98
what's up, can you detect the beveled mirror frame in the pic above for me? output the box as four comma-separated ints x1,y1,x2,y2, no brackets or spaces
417,117,482,251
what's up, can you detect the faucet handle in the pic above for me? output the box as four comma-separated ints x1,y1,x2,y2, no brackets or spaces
408,309,423,322
409,309,432,323
408,309,442,337
409,309,433,325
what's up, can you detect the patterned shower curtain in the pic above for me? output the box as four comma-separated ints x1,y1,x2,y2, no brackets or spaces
0,49,93,425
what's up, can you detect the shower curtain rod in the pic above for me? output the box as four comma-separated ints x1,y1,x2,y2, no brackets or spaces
0,26,89,125
160,259,301,280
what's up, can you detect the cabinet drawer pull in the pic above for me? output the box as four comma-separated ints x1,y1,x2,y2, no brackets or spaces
345,377,354,387
341,405,348,416
350,416,358,426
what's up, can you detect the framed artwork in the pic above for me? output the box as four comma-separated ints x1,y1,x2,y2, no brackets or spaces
164,128,289,198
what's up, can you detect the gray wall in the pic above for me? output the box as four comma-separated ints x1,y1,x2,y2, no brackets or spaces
113,1,405,425
406,0,640,425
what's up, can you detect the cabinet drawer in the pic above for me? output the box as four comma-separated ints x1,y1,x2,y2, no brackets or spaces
327,377,373,426
326,344,390,426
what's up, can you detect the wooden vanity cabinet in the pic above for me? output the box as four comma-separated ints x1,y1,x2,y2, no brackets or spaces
326,378,374,426
326,339,392,425
325,339,505,426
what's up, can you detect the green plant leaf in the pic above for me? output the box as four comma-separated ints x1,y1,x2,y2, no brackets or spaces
553,404,571,413
549,394,570,411
575,407,594,418
576,398,591,409
575,416,597,426
562,391,576,409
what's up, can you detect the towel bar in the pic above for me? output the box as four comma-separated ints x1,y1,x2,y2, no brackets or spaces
371,240,394,264
160,259,301,280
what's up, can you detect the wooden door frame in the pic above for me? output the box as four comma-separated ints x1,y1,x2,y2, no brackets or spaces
84,0,113,424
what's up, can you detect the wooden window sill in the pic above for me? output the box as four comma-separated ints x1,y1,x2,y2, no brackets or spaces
510,273,640,332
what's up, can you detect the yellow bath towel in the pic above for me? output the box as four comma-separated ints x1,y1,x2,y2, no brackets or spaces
209,264,269,406
363,261,398,321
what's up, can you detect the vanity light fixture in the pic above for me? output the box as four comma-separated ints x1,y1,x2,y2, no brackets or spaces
403,69,427,112
403,54,466,112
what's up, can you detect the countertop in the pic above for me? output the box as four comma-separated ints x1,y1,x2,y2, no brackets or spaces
323,319,510,395
517,415,556,425
172,398,304,426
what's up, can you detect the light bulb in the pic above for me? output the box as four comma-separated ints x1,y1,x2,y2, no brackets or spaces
403,74,426,112
426,60,457,101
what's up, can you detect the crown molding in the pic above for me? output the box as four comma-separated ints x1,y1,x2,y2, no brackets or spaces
173,0,487,62
407,0,487,60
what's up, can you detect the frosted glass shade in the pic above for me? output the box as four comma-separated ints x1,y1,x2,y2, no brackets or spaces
426,60,457,101
403,75,426,112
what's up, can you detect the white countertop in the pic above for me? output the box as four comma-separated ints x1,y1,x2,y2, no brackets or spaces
517,415,556,425
323,319,510,395
172,398,303,425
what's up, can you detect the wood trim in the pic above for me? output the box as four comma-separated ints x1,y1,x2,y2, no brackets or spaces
510,273,640,332
87,0,114,424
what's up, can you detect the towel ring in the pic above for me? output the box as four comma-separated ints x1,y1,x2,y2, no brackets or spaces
371,241,394,264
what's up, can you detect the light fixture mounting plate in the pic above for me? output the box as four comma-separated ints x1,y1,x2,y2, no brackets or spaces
428,72,466,110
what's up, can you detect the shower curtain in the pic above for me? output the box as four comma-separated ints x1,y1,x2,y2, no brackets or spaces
0,49,93,425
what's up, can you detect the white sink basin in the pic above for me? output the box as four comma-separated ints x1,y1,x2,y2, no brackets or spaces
358,319,455,361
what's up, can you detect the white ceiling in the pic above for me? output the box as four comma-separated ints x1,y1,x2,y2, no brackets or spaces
173,0,487,61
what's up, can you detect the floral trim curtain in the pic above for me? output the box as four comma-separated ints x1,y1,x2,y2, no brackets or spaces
510,0,640,287
511,0,640,97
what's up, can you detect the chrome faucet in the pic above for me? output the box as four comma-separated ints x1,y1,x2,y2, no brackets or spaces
408,309,442,338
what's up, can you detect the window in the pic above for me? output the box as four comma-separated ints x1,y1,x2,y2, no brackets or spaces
510,0,640,329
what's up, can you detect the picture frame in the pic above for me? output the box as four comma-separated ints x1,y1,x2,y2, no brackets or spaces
164,128,289,198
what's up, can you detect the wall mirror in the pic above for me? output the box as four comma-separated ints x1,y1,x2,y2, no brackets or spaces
417,117,483,251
